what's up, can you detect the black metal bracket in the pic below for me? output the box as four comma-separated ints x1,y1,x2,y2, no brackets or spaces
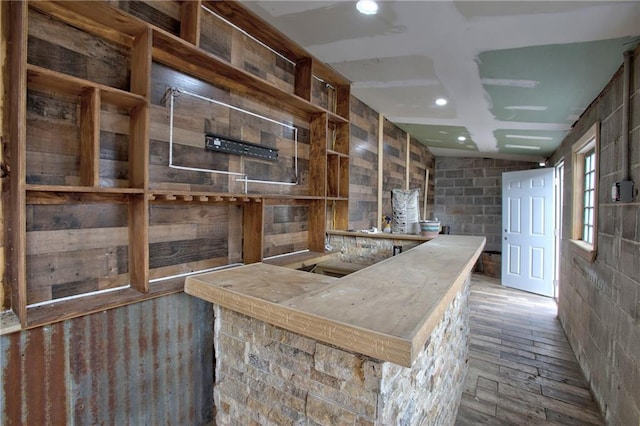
205,133,278,162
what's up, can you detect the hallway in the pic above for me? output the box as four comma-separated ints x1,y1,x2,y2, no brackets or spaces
456,275,604,425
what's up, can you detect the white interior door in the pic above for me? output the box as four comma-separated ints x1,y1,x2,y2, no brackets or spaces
502,168,555,297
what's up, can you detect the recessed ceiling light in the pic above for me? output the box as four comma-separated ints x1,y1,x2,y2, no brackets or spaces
435,98,448,106
504,144,541,150
457,136,467,142
356,0,378,15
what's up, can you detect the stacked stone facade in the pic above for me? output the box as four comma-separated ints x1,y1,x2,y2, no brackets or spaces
213,276,471,425
327,233,423,265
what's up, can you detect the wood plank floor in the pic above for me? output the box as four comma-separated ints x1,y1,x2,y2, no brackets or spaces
455,275,604,425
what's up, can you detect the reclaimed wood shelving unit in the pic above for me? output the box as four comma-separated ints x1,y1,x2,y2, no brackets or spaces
6,0,351,327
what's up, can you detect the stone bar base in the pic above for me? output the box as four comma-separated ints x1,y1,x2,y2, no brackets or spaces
213,276,471,425
327,232,425,265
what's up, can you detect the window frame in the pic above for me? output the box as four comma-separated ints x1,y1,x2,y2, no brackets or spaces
570,122,599,262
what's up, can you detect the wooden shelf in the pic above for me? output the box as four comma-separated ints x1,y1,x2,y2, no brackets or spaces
25,279,183,329
327,149,349,158
328,111,349,124
152,28,334,121
25,185,145,194
149,191,262,203
29,0,148,48
27,64,146,109
26,188,143,205
8,0,352,328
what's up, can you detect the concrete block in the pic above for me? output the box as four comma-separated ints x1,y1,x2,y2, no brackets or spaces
464,187,483,196
619,239,640,281
616,273,639,321
464,168,484,178
437,178,456,188
446,170,464,178
455,178,474,188
621,205,638,241
445,187,464,196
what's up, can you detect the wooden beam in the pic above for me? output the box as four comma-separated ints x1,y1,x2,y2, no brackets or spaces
309,113,328,197
128,195,149,293
377,113,384,228
180,0,202,46
242,201,264,264
79,88,100,187
8,0,28,325
405,133,410,190
307,199,326,253
131,28,152,99
294,57,313,101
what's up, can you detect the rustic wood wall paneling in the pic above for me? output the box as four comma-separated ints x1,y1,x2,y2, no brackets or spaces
26,202,131,304
8,0,28,323
409,136,435,220
345,97,378,230
0,1,7,309
27,9,131,90
117,0,181,36
381,117,407,220
180,1,202,46
263,205,309,258
148,203,230,275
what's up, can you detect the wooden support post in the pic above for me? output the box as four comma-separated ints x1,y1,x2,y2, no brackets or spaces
309,113,328,197
180,0,202,46
335,84,351,119
405,133,410,190
377,113,384,228
308,199,326,252
79,88,100,187
242,201,264,264
128,195,149,293
294,58,313,101
8,0,28,325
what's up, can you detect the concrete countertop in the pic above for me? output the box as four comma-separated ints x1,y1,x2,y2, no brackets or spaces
185,235,485,367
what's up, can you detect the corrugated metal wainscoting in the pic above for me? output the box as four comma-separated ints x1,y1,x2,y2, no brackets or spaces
1,293,214,425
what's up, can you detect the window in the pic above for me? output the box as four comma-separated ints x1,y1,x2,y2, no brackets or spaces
571,122,599,261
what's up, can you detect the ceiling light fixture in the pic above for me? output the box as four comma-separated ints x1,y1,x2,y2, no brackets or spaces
435,98,447,106
504,144,541,150
356,0,378,15
457,136,467,142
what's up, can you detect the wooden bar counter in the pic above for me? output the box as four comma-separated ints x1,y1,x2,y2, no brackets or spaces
185,235,485,367
186,234,485,424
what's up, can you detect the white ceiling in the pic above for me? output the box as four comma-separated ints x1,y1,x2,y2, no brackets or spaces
241,1,640,161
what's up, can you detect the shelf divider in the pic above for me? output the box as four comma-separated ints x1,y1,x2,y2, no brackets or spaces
8,0,28,326
242,201,265,264
180,0,202,46
79,88,101,187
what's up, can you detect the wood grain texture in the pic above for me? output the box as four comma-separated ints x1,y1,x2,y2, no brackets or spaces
348,97,378,230
381,117,408,219
294,58,313,101
79,88,100,186
186,235,485,366
180,0,202,46
128,195,148,293
27,8,131,89
8,0,28,324
242,201,264,264
201,0,309,63
409,137,435,220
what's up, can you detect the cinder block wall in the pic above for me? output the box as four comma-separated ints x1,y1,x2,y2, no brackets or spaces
433,157,535,251
550,45,640,426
